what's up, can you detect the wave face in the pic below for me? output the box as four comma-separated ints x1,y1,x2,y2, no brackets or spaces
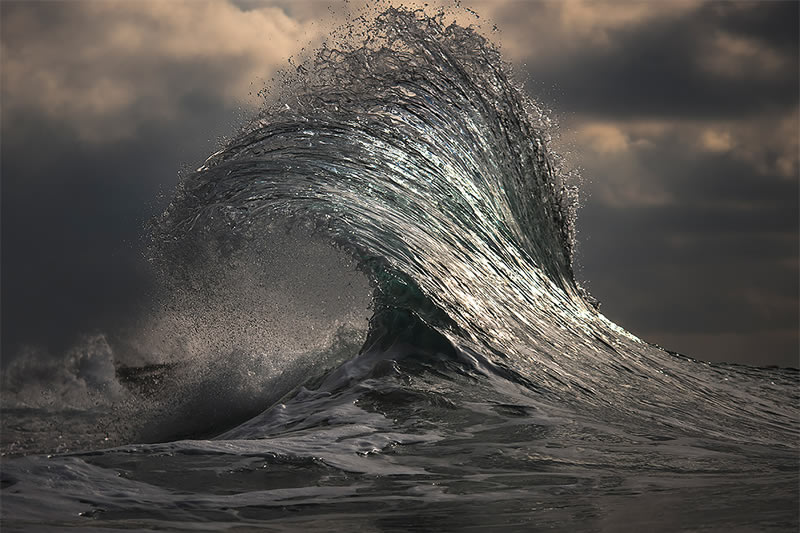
3,8,798,532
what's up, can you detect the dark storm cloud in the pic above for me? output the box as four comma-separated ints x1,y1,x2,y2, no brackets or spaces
1,0,310,357
1,0,797,368
514,2,799,119
708,1,799,53
472,0,798,367
574,139,798,366
637,151,798,214
1,0,319,142
1,110,239,357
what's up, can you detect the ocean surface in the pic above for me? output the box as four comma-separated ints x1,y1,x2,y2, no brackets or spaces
2,8,798,532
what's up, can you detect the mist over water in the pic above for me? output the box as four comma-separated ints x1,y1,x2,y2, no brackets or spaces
2,222,372,453
2,6,797,532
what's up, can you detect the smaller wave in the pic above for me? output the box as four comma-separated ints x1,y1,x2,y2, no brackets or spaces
132,324,366,443
1,334,125,411
1,222,373,455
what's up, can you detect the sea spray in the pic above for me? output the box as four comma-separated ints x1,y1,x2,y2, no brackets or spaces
2,7,797,531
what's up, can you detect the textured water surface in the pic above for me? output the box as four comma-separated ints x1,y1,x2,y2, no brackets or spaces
2,7,797,532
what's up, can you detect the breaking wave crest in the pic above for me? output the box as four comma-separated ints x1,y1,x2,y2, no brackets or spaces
2,7,797,531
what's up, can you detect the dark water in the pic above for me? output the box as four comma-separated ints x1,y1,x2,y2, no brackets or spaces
2,8,798,532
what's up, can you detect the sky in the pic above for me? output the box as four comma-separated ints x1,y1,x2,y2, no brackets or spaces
1,0,797,368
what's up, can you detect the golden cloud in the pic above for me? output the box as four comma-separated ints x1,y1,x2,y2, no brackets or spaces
457,0,702,61
700,31,787,78
570,114,798,180
578,123,631,154
557,0,700,47
1,1,326,142
700,129,734,153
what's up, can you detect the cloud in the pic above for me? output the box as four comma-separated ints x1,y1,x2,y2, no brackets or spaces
458,0,702,62
735,110,799,179
560,121,672,207
491,0,798,124
577,123,631,154
1,1,324,142
559,109,798,211
700,30,787,78
556,0,700,48
700,128,734,153
1,0,797,368
576,201,798,365
675,112,798,179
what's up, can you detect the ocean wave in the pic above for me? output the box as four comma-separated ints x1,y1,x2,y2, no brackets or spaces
2,7,797,531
